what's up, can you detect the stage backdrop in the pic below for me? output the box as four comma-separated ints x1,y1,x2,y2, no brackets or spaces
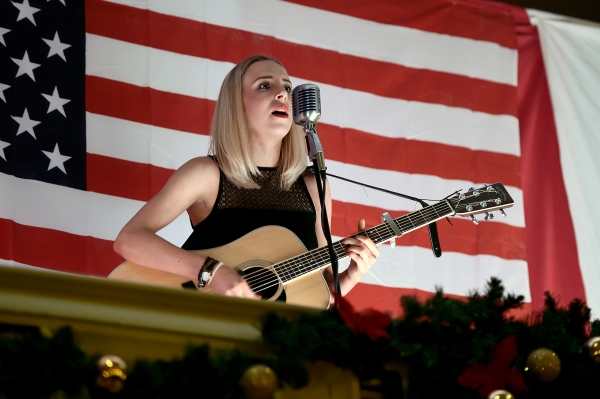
0,0,597,316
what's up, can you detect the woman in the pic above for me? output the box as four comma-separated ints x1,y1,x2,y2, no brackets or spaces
113,55,380,300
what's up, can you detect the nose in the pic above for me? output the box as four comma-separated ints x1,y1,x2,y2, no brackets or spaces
275,84,288,101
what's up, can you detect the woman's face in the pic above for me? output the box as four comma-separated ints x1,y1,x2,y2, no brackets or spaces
242,60,293,142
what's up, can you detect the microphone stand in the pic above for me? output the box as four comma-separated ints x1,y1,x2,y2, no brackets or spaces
304,126,341,295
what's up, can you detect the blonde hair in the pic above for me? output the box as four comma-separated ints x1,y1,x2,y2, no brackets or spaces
208,55,307,190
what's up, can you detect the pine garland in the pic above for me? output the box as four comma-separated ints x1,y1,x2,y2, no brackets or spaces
1,278,599,399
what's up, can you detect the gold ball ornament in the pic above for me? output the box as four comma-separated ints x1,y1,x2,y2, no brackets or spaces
488,390,514,399
525,348,561,382
239,364,279,399
96,355,127,393
584,336,600,363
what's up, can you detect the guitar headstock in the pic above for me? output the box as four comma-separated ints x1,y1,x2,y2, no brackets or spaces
450,183,514,223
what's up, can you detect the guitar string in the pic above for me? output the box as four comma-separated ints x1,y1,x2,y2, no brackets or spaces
240,201,449,289
244,191,505,290
201,193,499,294
241,201,455,294
241,200,458,292
240,201,455,292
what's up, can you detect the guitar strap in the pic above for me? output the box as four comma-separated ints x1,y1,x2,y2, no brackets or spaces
306,166,443,258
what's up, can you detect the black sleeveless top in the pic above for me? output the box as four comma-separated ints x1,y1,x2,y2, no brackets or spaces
181,164,318,251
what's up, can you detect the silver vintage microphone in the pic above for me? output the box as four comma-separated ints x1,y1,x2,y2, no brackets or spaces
292,84,325,171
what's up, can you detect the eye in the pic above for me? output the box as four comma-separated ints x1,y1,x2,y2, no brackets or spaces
258,82,270,90
285,86,292,93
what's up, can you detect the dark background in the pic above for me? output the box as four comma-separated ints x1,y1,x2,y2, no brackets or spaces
503,0,600,23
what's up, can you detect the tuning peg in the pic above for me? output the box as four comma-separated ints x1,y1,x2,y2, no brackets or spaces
484,212,494,221
470,215,478,225
500,209,507,218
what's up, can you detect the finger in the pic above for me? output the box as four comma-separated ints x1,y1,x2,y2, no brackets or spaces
354,236,380,256
358,218,366,231
345,243,375,262
344,236,380,257
347,251,371,272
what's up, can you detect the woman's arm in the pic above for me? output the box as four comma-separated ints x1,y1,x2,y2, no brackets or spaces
303,173,380,296
113,157,258,298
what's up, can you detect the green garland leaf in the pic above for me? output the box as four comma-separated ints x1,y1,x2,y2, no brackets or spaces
1,278,599,399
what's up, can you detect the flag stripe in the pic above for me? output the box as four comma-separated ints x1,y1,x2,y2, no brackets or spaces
0,221,529,301
99,0,517,85
88,0,517,116
86,82,522,189
86,76,214,137
86,34,521,157
84,153,528,260
0,219,122,277
285,0,518,49
84,121,526,229
333,201,526,261
358,244,530,301
86,153,175,201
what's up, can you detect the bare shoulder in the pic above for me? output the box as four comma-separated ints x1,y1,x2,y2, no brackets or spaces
166,156,219,186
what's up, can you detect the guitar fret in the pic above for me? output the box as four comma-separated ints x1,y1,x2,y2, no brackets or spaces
272,195,459,284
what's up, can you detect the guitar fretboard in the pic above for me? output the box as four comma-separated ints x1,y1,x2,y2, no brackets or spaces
271,199,455,283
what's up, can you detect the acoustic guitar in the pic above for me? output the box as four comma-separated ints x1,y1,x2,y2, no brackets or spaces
108,183,514,309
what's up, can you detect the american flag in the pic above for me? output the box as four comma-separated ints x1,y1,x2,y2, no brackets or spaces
0,0,587,315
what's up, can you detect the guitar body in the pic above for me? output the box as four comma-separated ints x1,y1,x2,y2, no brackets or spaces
108,226,331,309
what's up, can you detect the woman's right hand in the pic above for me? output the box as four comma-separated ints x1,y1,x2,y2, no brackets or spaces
209,265,261,300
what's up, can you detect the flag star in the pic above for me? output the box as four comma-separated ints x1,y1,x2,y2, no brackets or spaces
12,0,41,26
0,83,9,103
42,143,71,174
0,27,10,47
47,0,66,5
42,87,70,116
11,108,41,139
42,31,71,61
0,140,10,161
11,51,41,81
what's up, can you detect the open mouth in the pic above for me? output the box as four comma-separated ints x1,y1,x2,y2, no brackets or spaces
271,106,289,118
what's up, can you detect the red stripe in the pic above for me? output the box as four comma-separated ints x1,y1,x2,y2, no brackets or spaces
86,76,214,136
87,78,521,188
319,126,522,189
332,200,526,261
87,153,175,201
0,218,123,277
86,0,517,117
82,155,525,260
285,0,517,49
344,283,532,318
513,8,585,309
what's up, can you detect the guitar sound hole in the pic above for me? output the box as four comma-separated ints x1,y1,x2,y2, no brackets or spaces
241,266,286,303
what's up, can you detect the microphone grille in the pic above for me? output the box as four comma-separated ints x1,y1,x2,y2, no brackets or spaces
292,84,321,126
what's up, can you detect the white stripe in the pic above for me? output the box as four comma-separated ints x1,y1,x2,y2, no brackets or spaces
0,173,527,298
85,115,523,228
333,237,530,300
362,245,531,301
104,0,517,85
87,113,210,170
0,173,193,245
86,35,520,155
328,160,525,227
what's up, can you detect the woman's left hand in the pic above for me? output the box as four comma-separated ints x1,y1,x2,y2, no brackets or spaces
343,218,380,281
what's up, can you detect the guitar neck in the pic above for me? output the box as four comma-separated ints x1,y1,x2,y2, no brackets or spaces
272,199,455,283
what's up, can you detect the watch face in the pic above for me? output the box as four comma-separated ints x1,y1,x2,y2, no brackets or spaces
202,271,211,281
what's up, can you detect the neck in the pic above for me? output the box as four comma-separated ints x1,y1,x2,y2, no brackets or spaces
250,137,282,167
